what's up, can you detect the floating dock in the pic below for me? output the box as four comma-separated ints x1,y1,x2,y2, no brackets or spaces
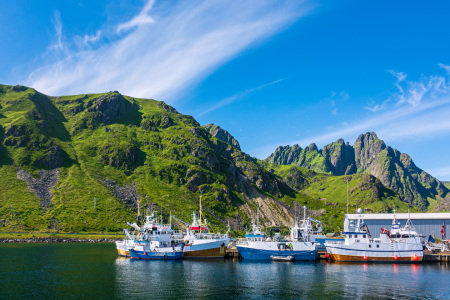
423,251,450,263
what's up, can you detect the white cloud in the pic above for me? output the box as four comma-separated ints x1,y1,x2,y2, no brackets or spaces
27,1,310,100
388,70,407,82
83,30,102,45
426,166,450,179
252,69,450,159
439,63,450,74
117,0,156,32
395,72,447,106
49,10,63,51
364,99,388,112
198,78,285,117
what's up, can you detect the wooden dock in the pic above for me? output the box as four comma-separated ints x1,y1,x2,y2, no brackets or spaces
423,251,450,263
225,247,240,259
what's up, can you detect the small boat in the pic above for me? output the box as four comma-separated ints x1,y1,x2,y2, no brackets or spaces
271,255,294,262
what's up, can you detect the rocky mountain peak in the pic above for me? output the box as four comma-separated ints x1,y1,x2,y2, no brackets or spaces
202,123,241,150
265,131,450,210
307,143,318,152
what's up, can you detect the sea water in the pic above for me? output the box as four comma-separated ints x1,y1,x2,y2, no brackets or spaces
0,243,449,299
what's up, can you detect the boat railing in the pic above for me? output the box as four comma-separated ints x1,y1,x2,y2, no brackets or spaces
235,238,248,246
196,233,229,240
324,240,344,245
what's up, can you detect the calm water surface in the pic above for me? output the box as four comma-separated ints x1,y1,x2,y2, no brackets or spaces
0,243,449,299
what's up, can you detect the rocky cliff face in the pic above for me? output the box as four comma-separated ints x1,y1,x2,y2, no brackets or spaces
0,84,302,232
202,123,241,150
266,132,449,209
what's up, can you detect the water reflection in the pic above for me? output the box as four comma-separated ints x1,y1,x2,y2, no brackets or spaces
1,244,450,299
393,263,398,274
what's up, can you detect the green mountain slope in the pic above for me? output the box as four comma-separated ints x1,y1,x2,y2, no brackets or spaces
266,133,450,210
0,85,423,233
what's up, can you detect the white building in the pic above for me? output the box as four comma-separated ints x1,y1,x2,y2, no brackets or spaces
345,212,450,240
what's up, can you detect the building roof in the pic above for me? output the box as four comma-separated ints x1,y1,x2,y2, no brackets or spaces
345,213,450,220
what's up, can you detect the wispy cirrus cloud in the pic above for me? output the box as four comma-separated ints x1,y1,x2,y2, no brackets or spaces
254,66,450,159
49,10,63,51
198,78,286,117
83,30,102,45
116,0,156,33
26,0,311,101
426,166,450,179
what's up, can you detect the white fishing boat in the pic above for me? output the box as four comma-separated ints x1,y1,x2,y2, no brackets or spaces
115,229,136,257
128,213,184,260
171,197,230,258
116,209,180,258
236,211,316,261
325,209,423,262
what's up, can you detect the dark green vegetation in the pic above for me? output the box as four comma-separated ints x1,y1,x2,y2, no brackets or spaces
0,84,447,235
266,134,450,210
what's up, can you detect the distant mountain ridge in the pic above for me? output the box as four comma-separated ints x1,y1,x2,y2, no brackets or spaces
266,132,449,209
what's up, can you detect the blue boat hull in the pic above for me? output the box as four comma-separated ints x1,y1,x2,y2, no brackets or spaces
236,246,316,261
129,249,183,260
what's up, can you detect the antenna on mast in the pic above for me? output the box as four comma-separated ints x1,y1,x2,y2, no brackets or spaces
199,195,203,235
346,177,349,215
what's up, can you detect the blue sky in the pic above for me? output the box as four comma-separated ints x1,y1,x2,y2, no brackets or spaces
1,0,450,180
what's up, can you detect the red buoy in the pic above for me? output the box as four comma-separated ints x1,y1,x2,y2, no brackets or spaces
412,255,419,262
394,256,399,261
363,256,368,260
325,254,330,259
144,252,147,255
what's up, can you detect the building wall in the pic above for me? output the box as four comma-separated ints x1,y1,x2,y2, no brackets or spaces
355,219,448,240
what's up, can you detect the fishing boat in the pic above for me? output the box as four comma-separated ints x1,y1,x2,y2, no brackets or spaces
325,209,423,262
115,229,135,256
271,255,295,262
236,211,316,260
128,213,184,260
171,196,230,258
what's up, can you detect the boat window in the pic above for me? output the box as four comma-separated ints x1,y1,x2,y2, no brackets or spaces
377,245,379,248
354,235,357,238
369,244,371,248
363,235,366,238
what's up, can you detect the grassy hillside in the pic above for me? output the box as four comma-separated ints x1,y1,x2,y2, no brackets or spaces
0,84,422,234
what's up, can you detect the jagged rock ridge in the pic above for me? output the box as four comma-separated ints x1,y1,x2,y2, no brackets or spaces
266,132,449,209
202,123,241,150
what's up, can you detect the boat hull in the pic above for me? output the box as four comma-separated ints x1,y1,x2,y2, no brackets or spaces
117,248,130,257
129,249,183,260
325,243,423,263
329,253,423,263
237,246,316,261
183,246,227,258
183,238,229,258
116,240,133,257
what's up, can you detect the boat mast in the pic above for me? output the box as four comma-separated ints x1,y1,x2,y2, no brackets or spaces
199,195,202,235
346,178,349,215
137,195,141,218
